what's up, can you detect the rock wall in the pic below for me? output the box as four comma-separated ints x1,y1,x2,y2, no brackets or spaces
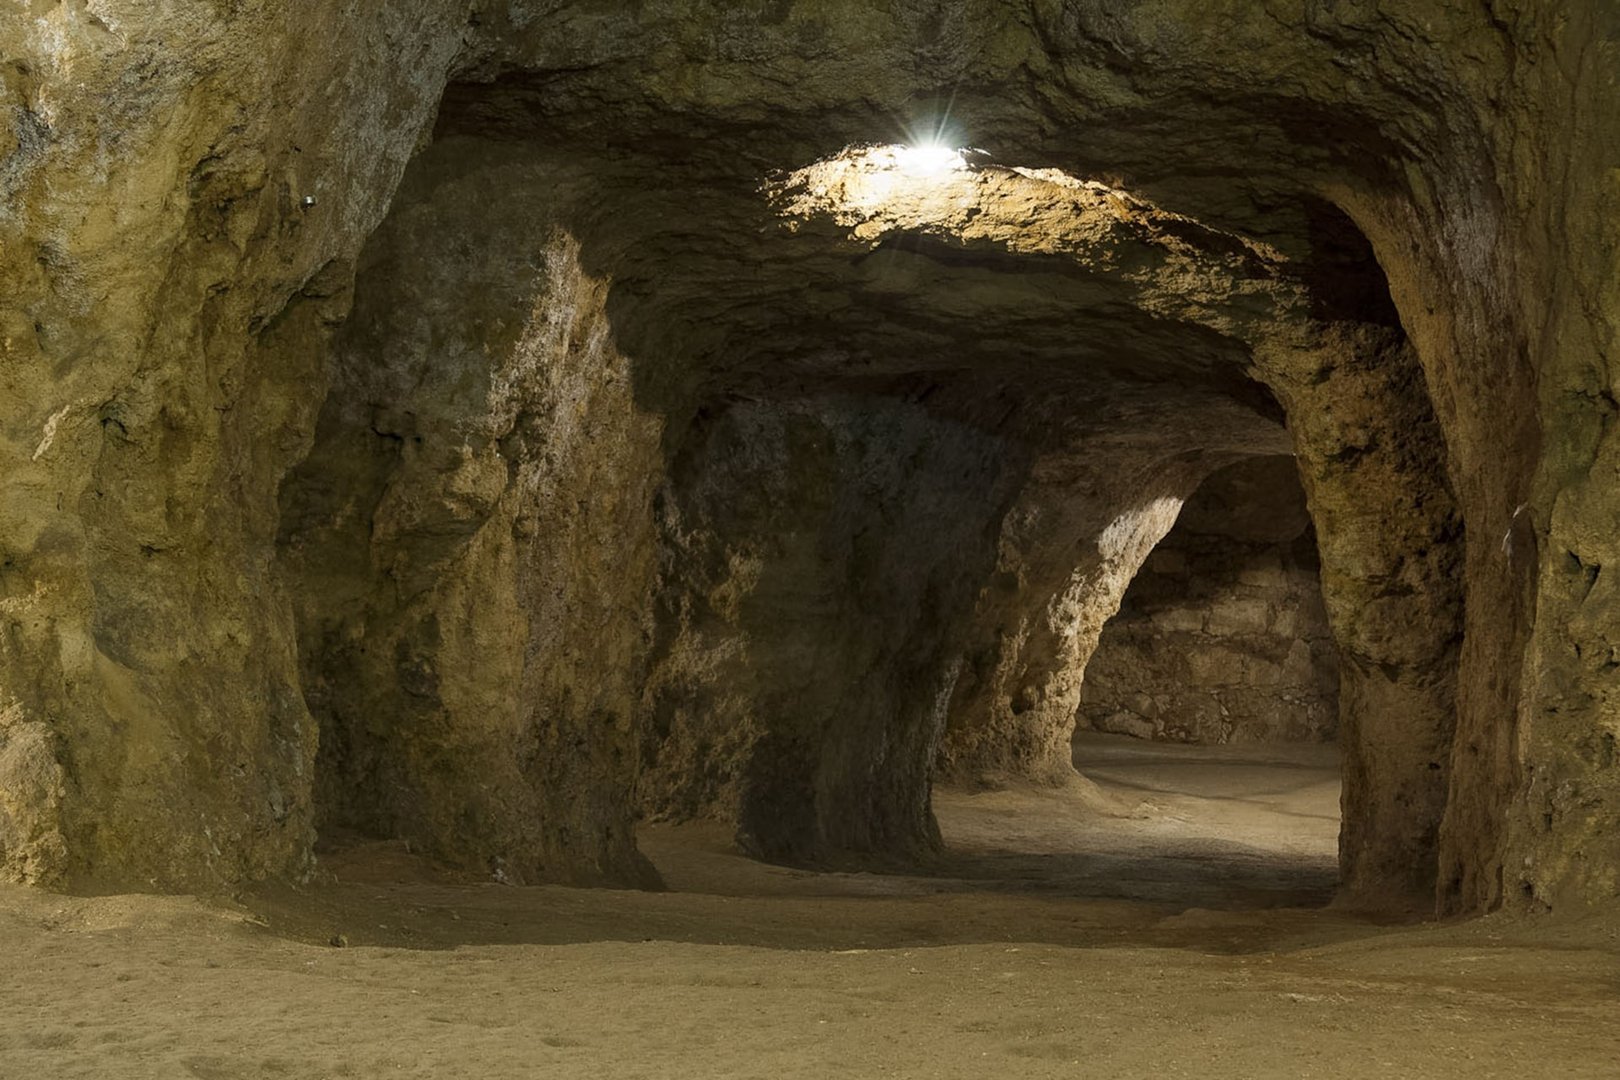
935,447,1225,786
640,397,1018,863
278,140,664,887
0,1,468,890
1079,457,1339,746
1500,2,1620,913
1255,327,1464,904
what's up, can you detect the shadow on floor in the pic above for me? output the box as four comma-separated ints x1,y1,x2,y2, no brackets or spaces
244,736,1367,954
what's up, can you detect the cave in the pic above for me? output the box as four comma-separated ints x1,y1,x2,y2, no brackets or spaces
3,3,1618,1075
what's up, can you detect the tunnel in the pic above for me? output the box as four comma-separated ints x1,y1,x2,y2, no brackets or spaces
269,102,1457,911
3,3,1618,1076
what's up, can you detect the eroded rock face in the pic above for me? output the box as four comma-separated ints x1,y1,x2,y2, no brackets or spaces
0,699,67,886
1080,457,1340,746
935,448,1227,786
278,141,663,887
0,0,468,889
1,1,1615,915
1255,327,1464,903
640,397,1017,862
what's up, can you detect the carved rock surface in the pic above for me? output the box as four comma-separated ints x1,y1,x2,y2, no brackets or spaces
1081,457,1340,746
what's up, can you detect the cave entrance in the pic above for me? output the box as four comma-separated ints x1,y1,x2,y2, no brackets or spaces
930,456,1343,909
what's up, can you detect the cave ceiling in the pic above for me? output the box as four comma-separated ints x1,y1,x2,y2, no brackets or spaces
426,63,1398,458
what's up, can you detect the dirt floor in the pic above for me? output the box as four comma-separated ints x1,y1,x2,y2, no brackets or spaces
3,735,1617,1079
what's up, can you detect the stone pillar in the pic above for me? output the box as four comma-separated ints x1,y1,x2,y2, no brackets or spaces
936,449,1215,786
279,144,664,887
1255,326,1465,905
640,397,1017,864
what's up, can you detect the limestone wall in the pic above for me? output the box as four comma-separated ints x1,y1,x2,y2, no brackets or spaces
639,397,1018,862
1079,457,1339,746
0,0,470,890
277,140,665,888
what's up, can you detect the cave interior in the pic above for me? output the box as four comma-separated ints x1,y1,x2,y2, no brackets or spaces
3,6,1619,1072
264,72,1464,912
3,3,1609,915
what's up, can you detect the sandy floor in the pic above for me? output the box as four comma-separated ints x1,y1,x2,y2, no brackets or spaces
3,736,1617,1079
